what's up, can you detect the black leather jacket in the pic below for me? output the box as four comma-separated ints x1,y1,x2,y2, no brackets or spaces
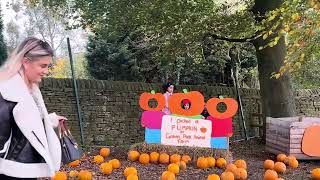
0,94,44,163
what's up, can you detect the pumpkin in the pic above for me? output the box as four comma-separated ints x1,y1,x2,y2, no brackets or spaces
100,162,113,175
168,163,180,175
274,162,286,174
68,160,80,167
170,154,181,164
233,168,248,180
176,161,187,171
139,153,150,165
216,158,227,169
139,92,165,111
207,157,216,167
208,174,221,180
276,154,287,162
168,91,205,116
69,170,79,178
225,164,237,173
109,159,121,169
264,160,275,170
124,167,138,177
52,171,67,180
161,171,175,180
312,168,320,179
289,158,299,168
150,152,160,163
264,170,278,180
127,174,139,180
159,153,170,164
284,155,296,165
78,170,92,180
197,157,209,169
181,155,192,164
275,178,285,180
100,147,110,157
206,98,238,119
220,171,235,180
234,159,247,169
93,155,104,164
128,150,140,161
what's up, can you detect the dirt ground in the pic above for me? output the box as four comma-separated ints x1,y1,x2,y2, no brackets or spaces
61,138,320,180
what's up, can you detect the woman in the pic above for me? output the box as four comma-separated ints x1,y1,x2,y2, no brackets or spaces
0,37,66,179
162,82,174,115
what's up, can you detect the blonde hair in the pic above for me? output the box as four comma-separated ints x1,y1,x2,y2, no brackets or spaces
0,37,54,82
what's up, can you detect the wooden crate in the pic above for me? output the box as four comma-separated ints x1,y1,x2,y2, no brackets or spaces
266,117,320,160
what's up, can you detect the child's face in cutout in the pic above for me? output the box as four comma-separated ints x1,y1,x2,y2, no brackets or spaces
183,103,190,109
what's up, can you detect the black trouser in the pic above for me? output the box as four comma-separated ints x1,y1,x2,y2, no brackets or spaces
0,174,37,180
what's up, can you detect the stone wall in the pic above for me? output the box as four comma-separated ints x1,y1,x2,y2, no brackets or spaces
40,78,262,146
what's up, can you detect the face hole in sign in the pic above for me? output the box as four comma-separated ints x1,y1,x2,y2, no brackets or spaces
148,98,159,108
181,99,191,110
217,102,227,113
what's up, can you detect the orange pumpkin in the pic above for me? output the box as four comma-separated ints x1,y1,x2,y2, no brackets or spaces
124,167,138,177
176,161,187,171
216,158,227,169
233,168,247,180
128,150,140,161
225,164,237,173
197,157,209,169
276,154,287,162
312,168,320,180
181,155,192,164
109,159,121,169
159,153,170,164
220,171,235,180
100,147,110,157
139,92,165,111
161,171,175,180
234,159,247,169
69,170,79,178
170,154,181,164
207,174,221,180
168,163,180,175
139,153,150,165
78,170,92,180
289,158,299,168
127,174,139,180
207,157,216,167
168,91,205,116
264,170,278,180
274,162,286,174
52,171,67,180
264,160,275,170
100,162,113,175
150,152,160,163
206,98,238,119
68,160,80,167
93,155,104,164
284,155,296,165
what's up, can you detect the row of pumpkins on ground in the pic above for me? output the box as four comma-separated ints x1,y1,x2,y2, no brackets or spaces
52,147,320,180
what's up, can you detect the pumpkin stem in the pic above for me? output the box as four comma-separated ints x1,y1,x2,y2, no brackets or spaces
219,95,224,99
182,89,188,93
151,90,156,94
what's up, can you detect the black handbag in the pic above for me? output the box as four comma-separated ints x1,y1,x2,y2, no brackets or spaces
58,120,83,164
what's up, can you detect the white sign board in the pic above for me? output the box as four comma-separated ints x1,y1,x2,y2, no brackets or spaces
161,115,212,148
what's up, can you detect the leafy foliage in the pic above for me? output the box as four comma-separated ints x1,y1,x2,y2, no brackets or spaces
0,8,7,65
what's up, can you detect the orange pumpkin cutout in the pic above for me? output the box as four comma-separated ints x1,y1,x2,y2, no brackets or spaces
139,92,165,111
302,125,320,156
206,98,238,119
168,91,205,116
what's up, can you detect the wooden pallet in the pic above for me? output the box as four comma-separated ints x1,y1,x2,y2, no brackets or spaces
266,117,320,160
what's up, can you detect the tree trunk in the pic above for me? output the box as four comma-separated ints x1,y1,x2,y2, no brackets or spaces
252,0,296,142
